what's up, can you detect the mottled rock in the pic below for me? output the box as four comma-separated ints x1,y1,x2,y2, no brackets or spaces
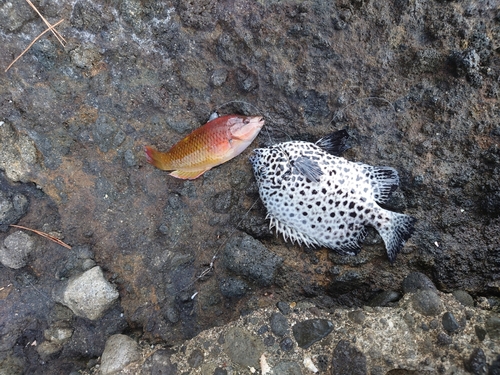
442,312,460,333
187,349,204,369
100,334,141,375
280,337,294,352
0,231,34,269
274,361,302,375
411,290,443,316
219,277,248,298
222,233,283,286
402,272,437,294
437,332,452,346
0,190,29,232
61,266,119,320
270,312,289,337
331,340,367,375
0,122,37,183
452,290,474,307
464,348,486,375
485,315,500,340
292,319,334,349
348,310,365,325
140,349,177,375
222,327,264,368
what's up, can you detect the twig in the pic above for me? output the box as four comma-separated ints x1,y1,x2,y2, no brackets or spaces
9,224,72,249
25,0,66,46
4,18,64,73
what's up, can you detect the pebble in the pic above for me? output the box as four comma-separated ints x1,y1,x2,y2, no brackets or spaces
277,301,291,315
452,290,475,307
442,312,460,333
222,233,283,287
348,310,365,325
188,348,204,368
437,332,452,346
0,231,34,269
0,191,29,232
464,348,487,374
60,266,119,320
485,315,500,339
292,319,334,349
274,361,302,374
280,337,294,352
331,339,367,375
100,334,141,375
269,312,289,337
140,349,177,374
411,290,443,316
223,327,264,368
402,272,437,294
367,290,401,307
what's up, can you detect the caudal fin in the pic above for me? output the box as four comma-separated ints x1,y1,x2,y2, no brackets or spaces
378,212,416,263
145,146,169,170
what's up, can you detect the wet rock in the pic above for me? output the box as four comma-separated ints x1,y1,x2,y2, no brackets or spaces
464,348,486,375
292,319,334,349
411,290,443,317
276,301,291,315
60,266,119,320
331,339,367,375
274,361,302,374
222,327,264,368
222,233,283,287
100,334,141,375
219,277,248,298
0,190,29,232
452,290,474,307
485,315,500,340
140,349,177,375
367,290,400,307
0,231,34,269
269,312,289,337
442,312,460,333
402,272,437,294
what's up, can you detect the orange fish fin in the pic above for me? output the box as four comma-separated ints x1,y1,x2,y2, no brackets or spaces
145,146,169,170
169,169,208,180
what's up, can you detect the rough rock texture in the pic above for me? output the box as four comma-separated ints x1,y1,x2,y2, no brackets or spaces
99,334,141,375
58,266,119,320
0,0,499,372
0,231,34,269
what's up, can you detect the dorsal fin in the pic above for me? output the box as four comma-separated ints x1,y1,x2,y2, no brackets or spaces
315,129,350,156
293,156,323,183
363,165,399,204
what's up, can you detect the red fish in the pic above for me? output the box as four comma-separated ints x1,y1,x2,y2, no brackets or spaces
145,114,265,179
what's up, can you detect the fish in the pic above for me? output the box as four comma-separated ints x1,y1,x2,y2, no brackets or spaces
249,130,416,263
145,114,264,179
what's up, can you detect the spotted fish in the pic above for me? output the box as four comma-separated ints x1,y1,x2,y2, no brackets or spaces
249,130,416,263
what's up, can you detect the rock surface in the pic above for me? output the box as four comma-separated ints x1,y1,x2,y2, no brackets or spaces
99,334,141,375
0,231,34,269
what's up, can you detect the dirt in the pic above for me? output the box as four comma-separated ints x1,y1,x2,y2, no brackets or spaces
0,0,499,372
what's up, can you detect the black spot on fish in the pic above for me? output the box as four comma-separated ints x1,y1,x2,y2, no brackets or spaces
349,202,355,209
339,224,345,229
317,217,322,223
349,212,356,218
322,188,327,194
315,201,321,206
335,202,340,207
328,199,334,204
330,212,335,218
340,211,345,216
302,212,308,216
357,206,363,211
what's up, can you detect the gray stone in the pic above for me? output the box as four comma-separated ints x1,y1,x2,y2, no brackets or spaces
452,290,474,307
100,334,141,375
331,339,367,375
0,122,37,183
411,290,443,316
274,361,302,375
222,327,264,368
61,266,119,320
219,277,248,298
348,310,365,325
292,319,334,349
367,290,401,307
187,349,204,368
140,349,177,375
0,231,34,269
442,312,460,333
0,191,29,232
485,315,500,340
222,233,283,287
464,348,486,375
402,272,437,294
276,301,291,315
270,312,289,337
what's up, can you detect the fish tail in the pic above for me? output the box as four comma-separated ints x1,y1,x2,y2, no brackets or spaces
145,146,170,170
378,212,417,263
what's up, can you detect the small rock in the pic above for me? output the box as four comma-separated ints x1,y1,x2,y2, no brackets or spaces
270,312,289,337
0,231,34,269
348,310,365,325
213,368,228,375
222,233,283,287
273,361,302,375
464,348,486,375
276,301,291,315
367,290,401,307
280,337,294,352
61,266,119,320
188,348,204,368
0,191,29,232
411,290,443,316
402,272,437,294
100,334,141,375
452,290,474,307
223,327,264,368
489,355,500,375
140,349,177,375
475,325,487,341
437,332,453,346
442,312,460,333
292,319,334,349
485,315,500,340
331,339,367,375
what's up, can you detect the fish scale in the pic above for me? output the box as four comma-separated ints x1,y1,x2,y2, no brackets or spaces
250,130,416,263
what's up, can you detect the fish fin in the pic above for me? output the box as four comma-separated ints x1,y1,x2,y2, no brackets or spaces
293,156,323,183
315,129,350,156
364,166,400,204
170,169,208,180
333,227,367,256
378,212,417,263
145,146,170,170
